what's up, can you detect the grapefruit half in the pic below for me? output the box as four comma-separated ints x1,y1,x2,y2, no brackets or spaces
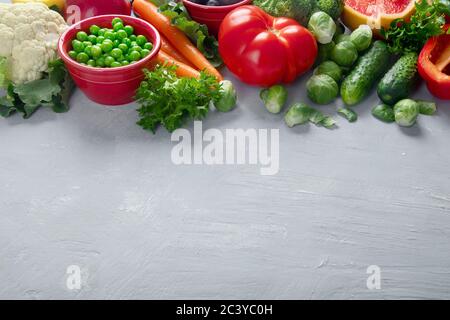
341,0,416,35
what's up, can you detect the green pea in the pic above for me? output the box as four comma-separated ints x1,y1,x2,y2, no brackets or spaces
110,61,122,68
113,22,124,31
129,34,137,41
130,41,138,47
76,52,89,63
143,42,153,50
116,29,128,40
104,31,115,41
84,45,93,57
83,41,92,47
87,59,96,67
91,45,102,58
122,38,132,47
89,25,100,35
131,45,142,52
104,56,115,67
136,35,147,46
121,60,130,66
118,43,128,54
76,31,88,42
101,40,113,53
112,17,123,26
68,50,77,59
72,40,84,53
98,28,106,36
124,25,134,36
129,50,141,61
111,48,123,59
87,35,97,44
113,39,121,48
141,49,150,58
96,57,106,67
96,36,105,44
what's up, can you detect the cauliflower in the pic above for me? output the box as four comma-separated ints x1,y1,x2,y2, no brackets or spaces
0,3,67,85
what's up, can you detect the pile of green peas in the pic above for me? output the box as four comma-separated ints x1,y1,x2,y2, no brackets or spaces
68,17,154,68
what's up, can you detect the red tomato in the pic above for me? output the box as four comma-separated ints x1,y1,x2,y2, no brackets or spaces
219,5,318,87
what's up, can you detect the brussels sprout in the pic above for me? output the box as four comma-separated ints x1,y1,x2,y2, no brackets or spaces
308,11,337,44
334,33,350,43
306,74,339,105
284,103,313,127
372,104,395,123
337,107,358,122
394,99,419,127
214,80,237,112
319,116,337,128
331,41,358,67
416,100,437,115
284,102,336,129
309,109,336,128
314,61,342,82
316,41,335,65
260,85,288,114
350,25,373,52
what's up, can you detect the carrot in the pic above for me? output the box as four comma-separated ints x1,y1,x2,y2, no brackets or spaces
160,35,194,68
151,50,201,79
133,0,223,81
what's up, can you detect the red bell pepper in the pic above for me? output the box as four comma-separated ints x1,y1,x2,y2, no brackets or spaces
218,5,318,87
418,24,450,100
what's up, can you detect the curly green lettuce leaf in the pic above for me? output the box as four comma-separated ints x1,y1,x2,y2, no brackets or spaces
152,0,222,67
381,0,448,54
136,64,223,133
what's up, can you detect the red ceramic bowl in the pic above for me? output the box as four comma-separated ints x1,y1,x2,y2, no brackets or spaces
182,0,252,36
58,15,161,106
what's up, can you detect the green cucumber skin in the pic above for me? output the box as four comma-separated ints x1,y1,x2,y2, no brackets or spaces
377,52,419,105
341,41,391,106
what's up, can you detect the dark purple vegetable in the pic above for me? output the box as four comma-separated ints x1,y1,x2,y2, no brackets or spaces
188,0,243,6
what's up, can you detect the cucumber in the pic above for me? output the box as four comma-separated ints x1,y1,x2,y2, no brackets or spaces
377,52,419,105
340,41,391,106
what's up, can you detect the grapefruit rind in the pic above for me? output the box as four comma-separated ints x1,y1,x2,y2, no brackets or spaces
341,0,416,35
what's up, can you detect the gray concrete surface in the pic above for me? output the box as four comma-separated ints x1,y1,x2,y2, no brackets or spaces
1,1,450,300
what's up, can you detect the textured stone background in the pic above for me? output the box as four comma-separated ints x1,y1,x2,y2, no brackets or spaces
1,0,450,299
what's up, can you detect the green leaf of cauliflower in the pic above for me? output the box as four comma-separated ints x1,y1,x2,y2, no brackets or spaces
13,78,61,107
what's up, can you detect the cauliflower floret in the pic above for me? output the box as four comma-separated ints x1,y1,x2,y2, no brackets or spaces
0,3,67,85
0,24,14,57
11,40,50,84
